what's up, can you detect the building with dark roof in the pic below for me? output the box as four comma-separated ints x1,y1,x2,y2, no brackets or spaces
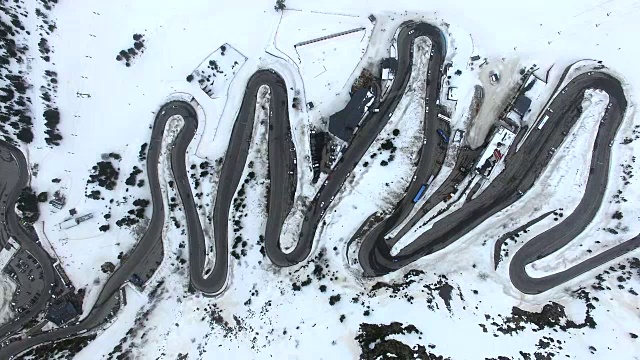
328,88,374,142
46,300,79,325
513,95,532,117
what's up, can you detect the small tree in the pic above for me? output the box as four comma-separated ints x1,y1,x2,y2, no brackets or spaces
274,0,286,11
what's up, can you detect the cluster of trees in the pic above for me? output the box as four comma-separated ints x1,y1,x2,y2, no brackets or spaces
115,34,146,67
115,198,149,227
138,142,148,161
356,322,427,359
87,157,120,191
1,1,61,145
274,0,286,11
38,37,51,62
291,96,301,109
43,108,62,145
125,166,144,187
16,186,41,223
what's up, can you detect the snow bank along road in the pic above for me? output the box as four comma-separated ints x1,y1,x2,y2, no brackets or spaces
0,20,636,356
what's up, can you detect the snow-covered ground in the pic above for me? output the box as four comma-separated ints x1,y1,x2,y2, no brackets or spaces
525,89,640,276
71,84,640,359
2,0,640,358
485,90,606,268
0,274,16,326
274,11,373,112
465,57,526,148
327,36,431,227
190,44,247,99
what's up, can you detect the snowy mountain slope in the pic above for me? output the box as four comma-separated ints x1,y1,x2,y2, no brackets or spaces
1,0,640,359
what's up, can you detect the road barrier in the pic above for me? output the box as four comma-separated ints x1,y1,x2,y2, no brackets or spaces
294,27,365,48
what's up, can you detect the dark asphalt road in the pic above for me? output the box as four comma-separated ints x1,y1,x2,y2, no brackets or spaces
0,20,636,358
385,145,482,248
94,101,201,302
508,75,637,294
359,71,634,296
265,22,449,267
0,142,55,341
213,70,297,280
251,71,304,266
0,101,201,357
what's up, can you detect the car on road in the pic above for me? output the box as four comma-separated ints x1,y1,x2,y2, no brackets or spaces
436,129,449,143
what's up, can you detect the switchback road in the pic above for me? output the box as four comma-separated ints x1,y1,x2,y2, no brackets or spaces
264,22,449,267
1,20,638,359
359,70,636,297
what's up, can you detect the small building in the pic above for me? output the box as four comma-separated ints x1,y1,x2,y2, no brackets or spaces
452,129,465,143
381,58,398,81
49,199,64,210
470,55,481,62
0,238,20,272
490,72,500,84
54,263,72,287
447,87,459,101
59,213,94,230
513,95,532,117
368,14,376,23
382,68,394,81
475,126,517,178
46,300,79,326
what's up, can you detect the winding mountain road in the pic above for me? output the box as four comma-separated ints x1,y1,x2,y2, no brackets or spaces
358,71,636,297
0,142,55,341
0,20,638,358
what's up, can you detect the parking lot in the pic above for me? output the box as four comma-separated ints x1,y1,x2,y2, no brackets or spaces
3,250,46,315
